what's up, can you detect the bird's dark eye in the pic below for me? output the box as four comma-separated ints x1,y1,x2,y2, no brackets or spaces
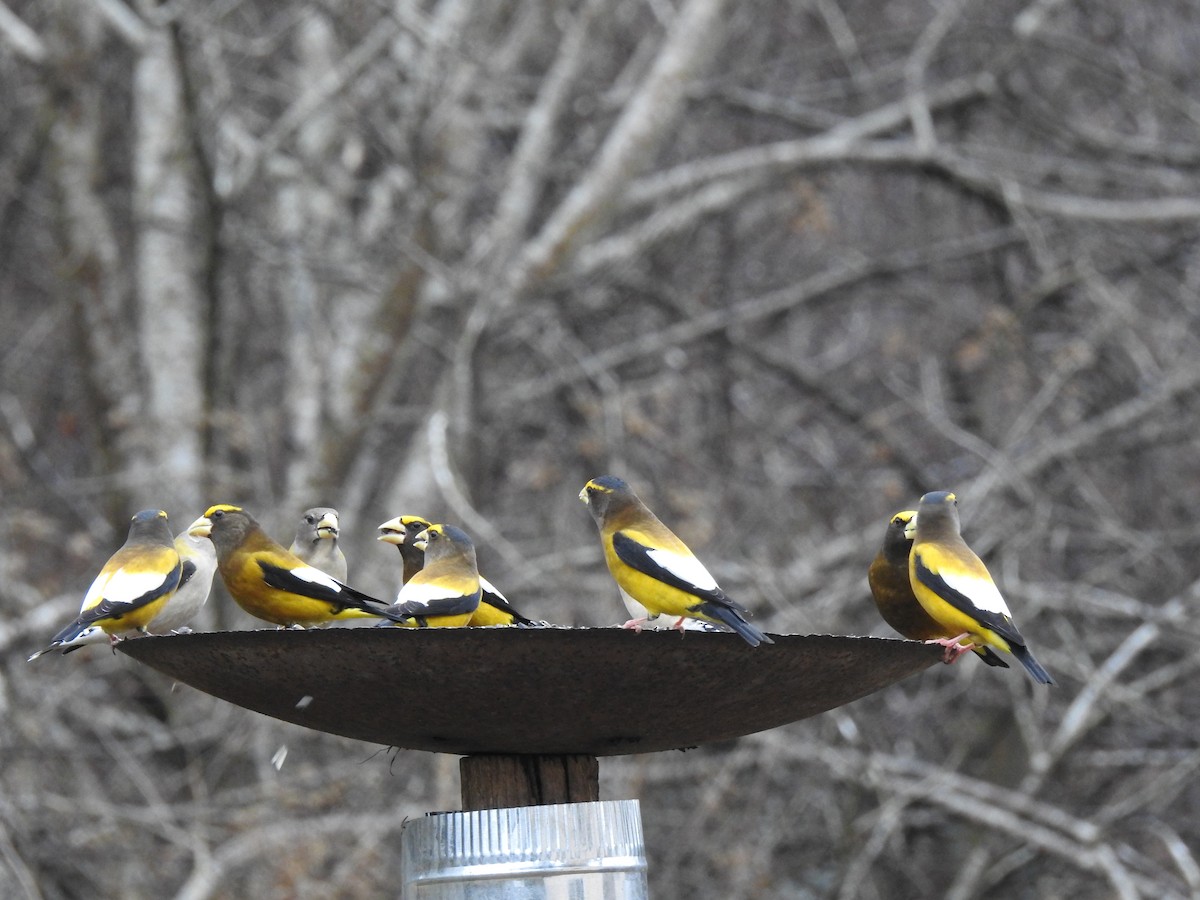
306,515,316,524
213,510,224,519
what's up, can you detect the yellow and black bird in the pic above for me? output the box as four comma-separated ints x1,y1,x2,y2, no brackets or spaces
378,515,534,626
31,509,182,657
289,507,348,582
908,491,1053,684
190,505,397,627
379,523,481,627
869,509,1008,668
579,475,772,646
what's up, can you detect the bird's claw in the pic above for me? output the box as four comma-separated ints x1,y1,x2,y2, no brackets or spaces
925,634,974,664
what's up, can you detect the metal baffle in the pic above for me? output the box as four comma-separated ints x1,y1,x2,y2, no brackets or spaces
400,800,648,899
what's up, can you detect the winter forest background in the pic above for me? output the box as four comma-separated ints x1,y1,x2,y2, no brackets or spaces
2,0,1200,897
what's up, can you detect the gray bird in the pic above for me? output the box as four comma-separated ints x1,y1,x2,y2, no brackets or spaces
148,529,218,633
289,507,348,582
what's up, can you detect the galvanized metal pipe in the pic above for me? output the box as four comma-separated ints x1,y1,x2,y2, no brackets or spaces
400,800,649,899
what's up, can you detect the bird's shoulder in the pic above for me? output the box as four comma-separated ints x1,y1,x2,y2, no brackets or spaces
912,538,989,578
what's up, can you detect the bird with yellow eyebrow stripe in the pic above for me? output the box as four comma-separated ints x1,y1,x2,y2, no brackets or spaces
377,515,533,626
579,475,772,646
908,491,1053,684
191,505,398,627
379,523,481,627
868,509,1008,669
30,509,182,658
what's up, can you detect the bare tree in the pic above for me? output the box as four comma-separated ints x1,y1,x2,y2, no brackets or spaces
2,0,1200,897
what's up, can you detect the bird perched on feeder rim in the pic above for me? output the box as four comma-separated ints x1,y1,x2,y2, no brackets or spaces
289,507,348,582
190,505,397,627
579,475,772,646
378,514,533,626
907,491,1053,684
379,523,481,627
30,509,183,658
868,509,1008,669
145,528,218,634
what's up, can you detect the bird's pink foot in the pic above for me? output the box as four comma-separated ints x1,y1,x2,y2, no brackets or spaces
925,634,975,664
621,617,647,633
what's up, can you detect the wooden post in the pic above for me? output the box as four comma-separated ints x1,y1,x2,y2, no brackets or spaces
460,754,600,811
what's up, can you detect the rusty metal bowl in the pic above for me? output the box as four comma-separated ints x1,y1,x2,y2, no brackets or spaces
119,627,940,755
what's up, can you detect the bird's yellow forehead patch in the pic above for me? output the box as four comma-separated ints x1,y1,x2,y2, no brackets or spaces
891,510,915,526
581,481,613,502
203,504,243,517
401,515,431,529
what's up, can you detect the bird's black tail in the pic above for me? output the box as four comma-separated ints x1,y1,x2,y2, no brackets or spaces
700,604,773,647
1010,643,1054,684
974,647,1010,669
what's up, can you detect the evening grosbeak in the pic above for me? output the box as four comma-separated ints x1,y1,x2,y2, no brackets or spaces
377,515,534,626
31,509,182,656
288,507,348,582
868,509,1007,668
380,523,481,628
579,475,771,646
190,505,397,627
908,491,1053,684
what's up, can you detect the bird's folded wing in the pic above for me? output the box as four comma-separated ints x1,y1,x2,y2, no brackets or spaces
80,566,181,620
258,560,386,610
177,559,199,590
392,581,481,619
479,576,525,618
912,552,1024,646
612,530,746,612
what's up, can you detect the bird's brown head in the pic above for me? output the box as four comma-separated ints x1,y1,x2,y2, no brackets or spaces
377,515,431,548
881,509,916,563
190,504,255,558
379,515,431,581
579,475,637,523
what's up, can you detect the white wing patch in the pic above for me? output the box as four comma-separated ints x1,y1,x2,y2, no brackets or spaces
645,547,719,592
938,567,1012,617
287,564,344,592
480,576,507,603
81,567,171,612
396,580,468,611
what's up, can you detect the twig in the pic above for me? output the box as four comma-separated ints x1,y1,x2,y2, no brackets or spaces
0,0,45,62
500,227,1022,406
